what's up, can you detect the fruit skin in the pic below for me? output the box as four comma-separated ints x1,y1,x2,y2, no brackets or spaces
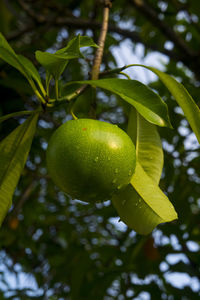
46,119,136,202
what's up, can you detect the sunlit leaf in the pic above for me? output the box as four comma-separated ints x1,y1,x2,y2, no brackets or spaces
131,161,177,221
73,78,172,128
35,35,97,80
112,109,167,235
112,184,163,235
136,113,164,181
130,65,200,143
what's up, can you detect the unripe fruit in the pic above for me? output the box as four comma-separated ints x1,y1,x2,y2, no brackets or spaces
46,119,136,202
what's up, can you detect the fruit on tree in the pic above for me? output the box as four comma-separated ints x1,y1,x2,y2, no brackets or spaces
46,119,136,202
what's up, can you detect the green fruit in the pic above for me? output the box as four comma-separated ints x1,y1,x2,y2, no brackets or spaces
46,119,136,202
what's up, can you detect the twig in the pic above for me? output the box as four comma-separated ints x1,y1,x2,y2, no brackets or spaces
91,0,112,80
59,84,88,102
99,66,126,77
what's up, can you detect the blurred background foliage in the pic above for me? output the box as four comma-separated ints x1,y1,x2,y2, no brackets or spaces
0,0,200,299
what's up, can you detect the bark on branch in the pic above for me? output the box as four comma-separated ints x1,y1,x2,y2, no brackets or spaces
91,0,112,80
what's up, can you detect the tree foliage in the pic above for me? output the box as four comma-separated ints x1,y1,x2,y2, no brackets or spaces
0,0,200,299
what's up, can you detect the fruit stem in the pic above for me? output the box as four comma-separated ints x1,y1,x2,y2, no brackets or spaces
70,106,78,120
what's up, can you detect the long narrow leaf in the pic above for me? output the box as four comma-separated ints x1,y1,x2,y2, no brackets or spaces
0,32,15,54
17,55,45,95
0,112,39,225
112,109,167,234
130,64,200,143
0,46,27,77
0,33,45,94
112,184,163,235
0,110,34,124
136,113,164,181
130,161,177,221
73,79,172,128
112,157,177,235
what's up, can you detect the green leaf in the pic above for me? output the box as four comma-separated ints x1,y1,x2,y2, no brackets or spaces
35,35,97,80
131,65,200,143
112,109,167,235
35,51,69,80
0,33,45,95
74,78,172,128
17,55,45,95
0,110,34,124
112,160,177,235
0,112,39,225
130,162,177,221
126,106,137,144
0,43,26,76
136,113,164,181
56,35,98,54
0,32,16,56
112,184,163,235
79,36,98,48
112,64,199,235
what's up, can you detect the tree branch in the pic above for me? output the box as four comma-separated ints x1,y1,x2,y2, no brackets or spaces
91,0,112,80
